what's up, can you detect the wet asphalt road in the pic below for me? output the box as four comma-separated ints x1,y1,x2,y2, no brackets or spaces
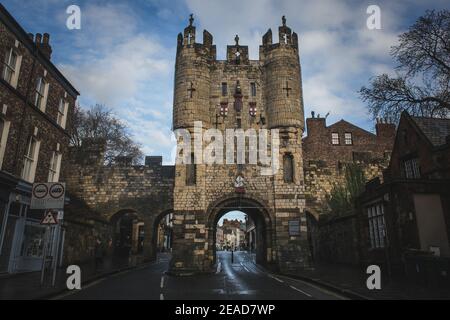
59,251,345,300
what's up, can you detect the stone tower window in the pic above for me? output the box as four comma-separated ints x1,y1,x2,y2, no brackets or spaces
222,82,228,96
187,82,196,98
344,132,353,145
331,133,340,145
250,82,256,97
186,153,196,185
283,153,294,183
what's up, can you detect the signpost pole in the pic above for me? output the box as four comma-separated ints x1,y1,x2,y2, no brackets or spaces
40,224,50,286
32,183,66,287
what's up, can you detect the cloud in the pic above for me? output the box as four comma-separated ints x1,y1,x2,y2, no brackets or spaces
61,35,171,105
6,0,444,163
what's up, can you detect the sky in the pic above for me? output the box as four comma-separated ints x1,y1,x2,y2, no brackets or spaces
218,211,247,226
3,0,449,165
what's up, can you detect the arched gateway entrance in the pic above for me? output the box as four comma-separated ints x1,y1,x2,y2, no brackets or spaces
207,196,273,267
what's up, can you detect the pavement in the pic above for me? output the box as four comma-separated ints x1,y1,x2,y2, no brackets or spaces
56,251,346,300
0,254,137,300
282,263,450,300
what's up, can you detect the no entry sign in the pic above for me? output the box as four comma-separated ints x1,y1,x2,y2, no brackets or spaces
31,182,66,209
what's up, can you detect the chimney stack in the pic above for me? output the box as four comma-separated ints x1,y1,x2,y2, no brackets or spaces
39,33,52,60
35,33,42,45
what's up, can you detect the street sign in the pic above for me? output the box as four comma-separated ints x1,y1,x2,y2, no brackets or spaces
40,211,58,225
31,182,65,209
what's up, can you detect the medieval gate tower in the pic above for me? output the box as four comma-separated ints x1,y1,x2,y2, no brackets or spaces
170,15,312,274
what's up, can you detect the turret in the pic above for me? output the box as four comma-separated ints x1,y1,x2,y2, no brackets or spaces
173,14,215,130
261,16,304,130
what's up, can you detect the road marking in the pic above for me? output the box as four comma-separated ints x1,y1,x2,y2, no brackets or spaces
268,274,284,283
289,285,312,297
216,262,222,274
160,293,164,300
160,276,165,289
239,262,250,272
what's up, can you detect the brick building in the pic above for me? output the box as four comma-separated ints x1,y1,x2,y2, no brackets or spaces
0,4,78,273
357,112,450,284
303,113,396,218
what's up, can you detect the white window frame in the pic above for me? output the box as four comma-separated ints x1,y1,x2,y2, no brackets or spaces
21,136,40,183
331,132,340,145
0,117,11,169
34,77,49,112
367,203,386,249
2,48,22,88
56,98,68,129
344,132,353,145
48,151,62,182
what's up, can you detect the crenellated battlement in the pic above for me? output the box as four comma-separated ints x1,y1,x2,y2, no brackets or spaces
176,15,299,64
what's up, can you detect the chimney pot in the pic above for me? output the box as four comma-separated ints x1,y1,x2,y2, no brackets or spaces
43,33,50,44
35,33,42,45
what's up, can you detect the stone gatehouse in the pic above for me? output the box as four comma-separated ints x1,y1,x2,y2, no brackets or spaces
62,16,395,274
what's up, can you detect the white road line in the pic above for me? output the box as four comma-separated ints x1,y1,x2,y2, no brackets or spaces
160,293,164,300
160,276,165,289
268,274,284,283
216,262,222,274
240,262,250,272
289,285,312,297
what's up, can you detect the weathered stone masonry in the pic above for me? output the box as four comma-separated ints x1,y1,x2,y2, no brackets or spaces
63,142,174,264
170,17,311,274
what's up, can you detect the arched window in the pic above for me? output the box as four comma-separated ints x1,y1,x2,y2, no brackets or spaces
283,153,294,183
186,153,196,185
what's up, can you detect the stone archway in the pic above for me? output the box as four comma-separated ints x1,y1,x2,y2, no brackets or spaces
151,209,174,258
110,210,143,257
206,195,274,268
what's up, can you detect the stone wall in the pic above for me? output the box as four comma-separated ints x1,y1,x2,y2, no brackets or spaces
63,144,174,264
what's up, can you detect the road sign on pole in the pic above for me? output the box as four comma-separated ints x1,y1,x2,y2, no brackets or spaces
31,182,66,209
40,210,58,225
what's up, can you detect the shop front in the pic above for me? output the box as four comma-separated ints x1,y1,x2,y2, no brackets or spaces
0,178,64,274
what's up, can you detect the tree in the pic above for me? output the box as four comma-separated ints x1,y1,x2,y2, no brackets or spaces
360,10,450,120
70,104,143,165
327,164,366,216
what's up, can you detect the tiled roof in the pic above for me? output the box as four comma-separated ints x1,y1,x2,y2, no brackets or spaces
411,116,450,146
